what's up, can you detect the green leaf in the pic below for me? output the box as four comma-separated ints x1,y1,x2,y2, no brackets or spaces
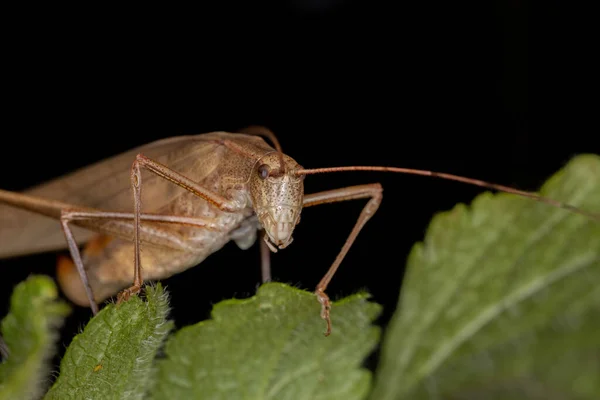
44,283,173,400
151,282,381,400
0,275,70,400
371,154,600,399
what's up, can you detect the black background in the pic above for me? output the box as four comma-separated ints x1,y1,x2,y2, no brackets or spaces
0,1,596,374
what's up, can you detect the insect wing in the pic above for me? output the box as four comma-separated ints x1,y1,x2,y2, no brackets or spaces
0,133,232,258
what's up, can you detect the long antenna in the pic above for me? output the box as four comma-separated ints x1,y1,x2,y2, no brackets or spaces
237,125,286,175
295,165,600,221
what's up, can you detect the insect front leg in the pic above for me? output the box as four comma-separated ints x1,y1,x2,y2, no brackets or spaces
303,183,383,336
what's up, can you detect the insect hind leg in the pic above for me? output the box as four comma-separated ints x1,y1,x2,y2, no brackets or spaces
59,208,221,315
60,212,99,314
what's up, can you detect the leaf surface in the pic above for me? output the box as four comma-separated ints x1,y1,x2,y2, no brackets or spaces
44,283,173,400
0,275,70,400
372,154,600,399
151,282,381,400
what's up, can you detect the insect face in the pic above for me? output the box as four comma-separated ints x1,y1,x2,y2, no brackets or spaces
249,152,304,251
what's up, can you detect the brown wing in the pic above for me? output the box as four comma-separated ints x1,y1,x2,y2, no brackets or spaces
0,131,269,259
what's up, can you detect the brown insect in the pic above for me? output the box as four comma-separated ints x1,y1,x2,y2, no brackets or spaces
0,127,597,336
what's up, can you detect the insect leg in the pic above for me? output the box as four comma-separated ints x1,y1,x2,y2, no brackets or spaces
132,154,243,212
127,154,247,306
60,213,99,314
260,230,272,283
0,189,222,312
60,208,221,314
303,183,383,336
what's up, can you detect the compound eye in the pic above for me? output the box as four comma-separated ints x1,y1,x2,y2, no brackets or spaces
258,164,270,179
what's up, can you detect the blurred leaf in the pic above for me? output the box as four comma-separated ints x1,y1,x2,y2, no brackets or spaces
44,283,173,400
0,275,70,400
151,282,381,400
371,154,600,399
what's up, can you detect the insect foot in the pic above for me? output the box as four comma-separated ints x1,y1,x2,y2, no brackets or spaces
116,284,142,305
315,288,332,336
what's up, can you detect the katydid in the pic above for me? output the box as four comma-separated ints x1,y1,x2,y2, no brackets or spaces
0,126,597,336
